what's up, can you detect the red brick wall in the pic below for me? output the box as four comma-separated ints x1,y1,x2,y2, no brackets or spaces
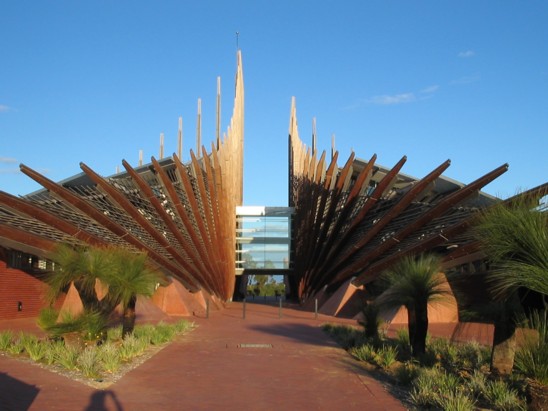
0,257,50,320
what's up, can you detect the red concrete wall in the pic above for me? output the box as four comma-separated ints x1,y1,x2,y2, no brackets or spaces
0,259,49,320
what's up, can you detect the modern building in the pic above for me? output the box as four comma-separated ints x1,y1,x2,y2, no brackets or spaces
1,51,545,321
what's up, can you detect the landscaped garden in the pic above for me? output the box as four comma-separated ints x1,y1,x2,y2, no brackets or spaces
323,193,548,410
323,322,546,410
0,319,194,388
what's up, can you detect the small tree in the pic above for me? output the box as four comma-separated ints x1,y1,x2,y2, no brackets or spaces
376,253,449,358
474,192,548,376
107,247,159,337
47,244,161,338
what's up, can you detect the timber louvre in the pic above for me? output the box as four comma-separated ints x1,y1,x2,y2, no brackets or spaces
0,51,244,302
1,50,546,309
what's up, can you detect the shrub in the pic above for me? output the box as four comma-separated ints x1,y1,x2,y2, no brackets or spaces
118,335,147,361
133,323,156,343
55,344,79,370
172,319,194,333
437,390,476,411
77,347,102,378
322,323,361,349
0,331,13,351
42,341,63,365
457,340,489,370
358,302,381,339
483,379,526,411
99,342,122,374
376,346,398,369
150,323,176,345
466,369,487,397
410,367,462,408
37,307,59,330
514,310,548,385
394,362,420,386
23,336,46,362
6,333,25,355
106,325,122,342
350,343,377,363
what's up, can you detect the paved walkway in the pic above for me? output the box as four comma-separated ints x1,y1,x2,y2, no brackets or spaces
0,302,406,411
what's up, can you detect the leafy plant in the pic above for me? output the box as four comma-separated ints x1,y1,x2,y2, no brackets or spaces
514,310,548,384
376,253,449,357
149,323,176,345
77,347,102,378
376,346,398,369
118,335,148,361
37,307,59,331
410,367,461,408
55,344,79,370
350,343,377,363
0,331,13,351
483,379,526,411
6,333,25,355
99,342,122,374
437,390,476,411
23,336,46,362
394,361,420,386
358,302,381,339
466,369,487,397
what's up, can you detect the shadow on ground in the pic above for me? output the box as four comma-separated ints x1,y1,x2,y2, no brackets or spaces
0,371,40,411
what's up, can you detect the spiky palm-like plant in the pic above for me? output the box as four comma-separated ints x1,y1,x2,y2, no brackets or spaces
474,193,548,376
47,244,116,314
376,253,449,358
106,248,159,337
47,245,160,338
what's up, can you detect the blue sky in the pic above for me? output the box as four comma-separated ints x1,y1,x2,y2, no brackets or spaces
1,1,547,206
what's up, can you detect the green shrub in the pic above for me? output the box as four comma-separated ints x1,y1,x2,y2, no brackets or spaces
410,367,462,408
376,345,398,369
394,362,420,386
466,369,487,397
322,323,361,349
350,343,377,363
358,302,381,339
0,331,13,351
23,336,46,362
172,319,194,333
37,307,59,330
42,341,63,365
437,390,476,411
483,379,525,411
6,333,25,355
133,323,156,342
118,335,147,361
55,344,79,370
77,347,102,378
106,325,122,342
514,310,548,385
99,342,122,374
457,340,489,370
150,323,176,345
43,310,107,342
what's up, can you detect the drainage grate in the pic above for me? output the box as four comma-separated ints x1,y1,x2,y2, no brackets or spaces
238,343,273,348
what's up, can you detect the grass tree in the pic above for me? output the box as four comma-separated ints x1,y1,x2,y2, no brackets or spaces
376,253,449,358
474,191,548,376
47,244,161,338
107,247,160,337
47,244,117,314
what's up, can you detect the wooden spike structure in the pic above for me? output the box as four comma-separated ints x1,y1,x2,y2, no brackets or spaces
287,98,537,302
1,50,546,310
0,51,245,302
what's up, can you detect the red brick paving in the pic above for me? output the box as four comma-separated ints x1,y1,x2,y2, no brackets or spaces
0,302,406,410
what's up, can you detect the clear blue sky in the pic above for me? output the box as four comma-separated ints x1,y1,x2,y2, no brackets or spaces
1,1,547,205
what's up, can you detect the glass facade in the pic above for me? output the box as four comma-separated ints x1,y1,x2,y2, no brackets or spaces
235,206,293,274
